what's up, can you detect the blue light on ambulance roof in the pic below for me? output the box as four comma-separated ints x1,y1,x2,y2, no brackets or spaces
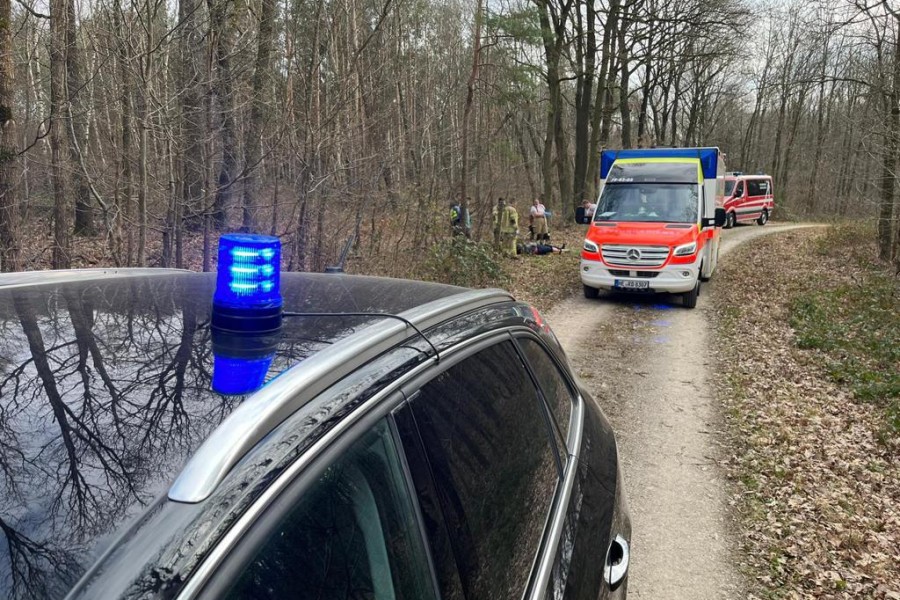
212,354,274,396
214,233,283,309
600,148,719,180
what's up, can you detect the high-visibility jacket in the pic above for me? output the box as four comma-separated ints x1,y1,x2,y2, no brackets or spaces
494,205,518,234
451,205,471,228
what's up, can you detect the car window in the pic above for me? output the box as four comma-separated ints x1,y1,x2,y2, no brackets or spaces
748,180,763,196
408,341,560,599
517,337,575,450
724,180,735,195
223,420,436,600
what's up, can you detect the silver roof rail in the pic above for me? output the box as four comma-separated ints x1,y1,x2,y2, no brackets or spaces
0,268,193,289
168,288,513,503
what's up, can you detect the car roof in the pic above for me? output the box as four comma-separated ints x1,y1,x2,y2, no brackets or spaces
0,268,504,599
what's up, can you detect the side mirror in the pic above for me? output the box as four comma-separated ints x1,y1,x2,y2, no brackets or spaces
701,208,727,229
575,207,590,225
714,207,726,228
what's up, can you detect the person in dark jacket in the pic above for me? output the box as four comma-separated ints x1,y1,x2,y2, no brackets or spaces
517,241,568,255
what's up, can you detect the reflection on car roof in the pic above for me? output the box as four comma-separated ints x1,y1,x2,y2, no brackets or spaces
0,270,462,598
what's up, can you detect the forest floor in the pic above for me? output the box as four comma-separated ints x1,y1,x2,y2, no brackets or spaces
712,225,899,599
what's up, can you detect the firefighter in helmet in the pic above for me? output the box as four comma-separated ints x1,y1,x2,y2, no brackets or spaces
493,198,519,257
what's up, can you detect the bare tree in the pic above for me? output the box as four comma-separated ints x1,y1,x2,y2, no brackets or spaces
50,0,73,269
0,0,20,271
242,0,277,232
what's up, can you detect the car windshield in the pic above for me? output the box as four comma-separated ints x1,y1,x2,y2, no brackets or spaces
594,183,699,224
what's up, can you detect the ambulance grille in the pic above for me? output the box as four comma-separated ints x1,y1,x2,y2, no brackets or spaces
609,269,660,278
602,245,669,267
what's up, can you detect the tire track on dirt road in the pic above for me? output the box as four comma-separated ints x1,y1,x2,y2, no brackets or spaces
545,223,823,599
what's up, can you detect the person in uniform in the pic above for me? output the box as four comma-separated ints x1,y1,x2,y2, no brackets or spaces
530,197,548,241
450,199,471,236
494,198,519,257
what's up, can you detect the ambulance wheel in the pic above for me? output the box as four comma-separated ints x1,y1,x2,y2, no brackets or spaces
725,212,736,229
757,209,768,226
682,279,700,309
583,284,600,299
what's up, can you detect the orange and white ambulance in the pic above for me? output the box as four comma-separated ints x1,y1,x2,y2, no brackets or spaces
580,147,727,308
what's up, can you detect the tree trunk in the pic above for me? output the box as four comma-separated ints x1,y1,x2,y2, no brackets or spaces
67,0,94,236
242,0,277,232
587,0,620,199
0,0,20,271
50,0,72,269
879,32,900,262
179,0,205,234
807,43,828,214
114,0,131,266
636,20,654,145
459,0,484,237
573,0,596,206
536,0,573,212
209,0,236,230
617,7,632,149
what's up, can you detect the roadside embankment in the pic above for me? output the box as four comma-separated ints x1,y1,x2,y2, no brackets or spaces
712,224,899,599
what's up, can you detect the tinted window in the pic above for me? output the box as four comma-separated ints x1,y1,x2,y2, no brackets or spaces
224,420,435,600
748,180,764,196
518,337,574,447
409,341,559,598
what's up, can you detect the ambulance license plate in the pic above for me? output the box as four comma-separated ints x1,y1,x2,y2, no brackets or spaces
614,279,649,290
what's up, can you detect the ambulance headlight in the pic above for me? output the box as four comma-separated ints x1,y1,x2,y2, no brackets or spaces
583,239,599,253
673,242,697,257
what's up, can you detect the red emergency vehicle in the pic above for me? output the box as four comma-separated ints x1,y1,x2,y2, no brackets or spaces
580,147,727,309
722,173,774,228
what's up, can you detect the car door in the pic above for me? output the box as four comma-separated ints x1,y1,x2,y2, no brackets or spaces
747,179,763,219
194,411,440,600
396,337,565,600
732,180,745,220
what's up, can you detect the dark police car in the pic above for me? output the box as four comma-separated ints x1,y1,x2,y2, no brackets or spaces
0,234,630,599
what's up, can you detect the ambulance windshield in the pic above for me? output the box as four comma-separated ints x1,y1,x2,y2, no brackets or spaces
595,183,699,224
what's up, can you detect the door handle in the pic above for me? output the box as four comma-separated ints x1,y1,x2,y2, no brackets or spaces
604,534,629,590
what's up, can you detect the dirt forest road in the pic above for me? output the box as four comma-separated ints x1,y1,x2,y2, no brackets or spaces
545,223,822,599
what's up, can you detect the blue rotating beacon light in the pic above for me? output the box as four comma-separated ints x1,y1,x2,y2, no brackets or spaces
211,233,284,395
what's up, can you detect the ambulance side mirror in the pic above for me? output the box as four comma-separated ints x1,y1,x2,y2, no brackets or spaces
714,208,726,228
575,207,590,224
